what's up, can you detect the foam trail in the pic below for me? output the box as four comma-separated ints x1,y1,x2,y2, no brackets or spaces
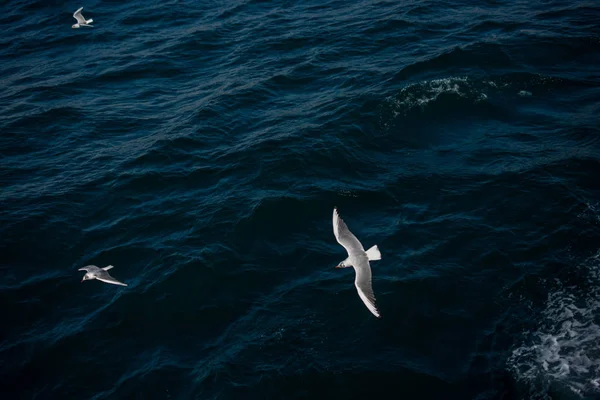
509,250,600,398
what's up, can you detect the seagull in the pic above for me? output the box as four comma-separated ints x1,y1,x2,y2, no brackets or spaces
332,207,382,318
79,265,127,286
72,7,94,28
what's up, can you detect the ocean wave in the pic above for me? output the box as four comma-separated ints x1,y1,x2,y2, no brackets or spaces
1,0,599,398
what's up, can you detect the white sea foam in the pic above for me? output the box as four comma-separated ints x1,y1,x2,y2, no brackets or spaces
379,76,488,131
508,250,600,398
387,76,471,112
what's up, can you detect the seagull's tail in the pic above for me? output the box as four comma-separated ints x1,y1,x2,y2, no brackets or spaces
366,245,381,261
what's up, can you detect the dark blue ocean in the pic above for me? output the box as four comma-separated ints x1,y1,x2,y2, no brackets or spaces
1,0,600,399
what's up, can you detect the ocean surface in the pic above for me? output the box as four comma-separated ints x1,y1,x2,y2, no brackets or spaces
1,0,599,399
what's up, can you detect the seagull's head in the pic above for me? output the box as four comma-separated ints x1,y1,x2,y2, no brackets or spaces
72,23,80,28
81,273,92,282
336,257,353,268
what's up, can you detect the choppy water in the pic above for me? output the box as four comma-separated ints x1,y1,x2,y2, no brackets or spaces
1,1,599,399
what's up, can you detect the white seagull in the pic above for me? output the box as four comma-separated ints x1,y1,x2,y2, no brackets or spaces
332,207,382,318
72,7,94,28
79,265,127,286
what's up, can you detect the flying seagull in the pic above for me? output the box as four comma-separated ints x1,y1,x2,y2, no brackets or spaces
79,265,127,286
332,207,382,318
72,7,94,28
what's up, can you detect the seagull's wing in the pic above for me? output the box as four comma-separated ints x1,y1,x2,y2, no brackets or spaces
73,7,86,24
333,207,364,255
78,265,99,272
96,272,128,287
353,259,380,318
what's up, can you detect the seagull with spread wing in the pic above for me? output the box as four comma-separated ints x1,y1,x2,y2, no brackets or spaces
72,7,94,28
332,207,382,318
79,265,127,286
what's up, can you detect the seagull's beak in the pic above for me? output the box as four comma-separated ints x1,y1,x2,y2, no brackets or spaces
81,278,84,283
335,263,342,269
